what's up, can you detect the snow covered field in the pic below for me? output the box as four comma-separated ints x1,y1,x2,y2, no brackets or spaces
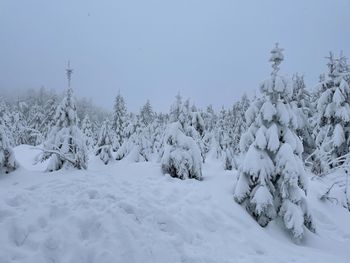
0,145,349,263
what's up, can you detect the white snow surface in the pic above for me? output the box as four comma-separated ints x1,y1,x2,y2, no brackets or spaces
0,145,350,262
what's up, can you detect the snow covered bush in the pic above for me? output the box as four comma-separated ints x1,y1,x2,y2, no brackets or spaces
234,44,315,241
0,124,18,174
161,121,202,180
95,120,113,164
40,88,88,171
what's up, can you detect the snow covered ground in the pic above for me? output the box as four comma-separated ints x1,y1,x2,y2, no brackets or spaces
0,145,350,263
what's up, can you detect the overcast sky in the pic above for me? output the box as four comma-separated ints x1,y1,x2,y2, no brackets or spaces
1,0,349,112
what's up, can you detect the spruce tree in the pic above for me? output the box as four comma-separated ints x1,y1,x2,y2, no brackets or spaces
41,86,88,171
0,123,18,174
291,74,315,159
140,100,154,127
81,115,94,151
161,96,202,180
115,117,153,162
95,120,113,164
112,92,127,151
313,52,350,174
234,44,315,240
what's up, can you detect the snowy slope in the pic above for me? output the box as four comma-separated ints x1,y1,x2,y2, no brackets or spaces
0,145,350,263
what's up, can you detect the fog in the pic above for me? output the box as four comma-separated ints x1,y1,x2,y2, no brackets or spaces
1,0,349,112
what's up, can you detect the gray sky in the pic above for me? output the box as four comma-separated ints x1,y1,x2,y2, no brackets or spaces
1,0,349,112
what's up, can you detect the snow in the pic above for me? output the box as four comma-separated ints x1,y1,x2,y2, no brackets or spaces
1,146,350,262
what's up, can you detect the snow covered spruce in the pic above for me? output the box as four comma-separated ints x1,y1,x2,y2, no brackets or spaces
161,96,203,180
95,120,113,164
233,44,316,241
112,92,127,152
0,123,18,174
40,87,88,171
312,52,350,175
81,115,95,152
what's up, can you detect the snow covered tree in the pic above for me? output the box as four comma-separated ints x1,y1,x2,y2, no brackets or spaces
234,44,315,240
169,93,183,122
188,107,206,161
140,100,154,127
203,104,217,132
112,92,127,151
210,106,231,159
161,96,203,180
9,109,28,146
95,120,113,164
191,109,205,138
27,103,45,145
291,74,315,159
0,123,18,174
313,52,350,174
41,87,88,171
81,115,94,151
115,117,153,162
161,122,202,180
0,98,15,146
231,94,250,154
41,95,58,140
152,115,166,159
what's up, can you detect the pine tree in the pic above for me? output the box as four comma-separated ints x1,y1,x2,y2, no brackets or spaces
203,104,217,132
291,74,315,159
140,100,154,127
95,120,113,164
313,52,350,174
169,93,183,122
231,95,250,154
41,87,88,171
234,44,315,241
0,98,15,146
161,97,202,180
10,109,28,146
188,107,206,161
0,123,18,174
81,115,94,151
152,114,166,159
212,106,229,159
41,95,58,140
28,103,45,145
112,92,127,151
115,117,153,162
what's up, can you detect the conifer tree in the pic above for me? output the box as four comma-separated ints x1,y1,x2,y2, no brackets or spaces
41,75,88,171
95,120,113,164
112,92,127,151
234,44,315,240
161,96,202,180
231,95,250,154
313,52,350,174
82,115,94,151
0,123,18,174
140,100,154,127
291,74,315,159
